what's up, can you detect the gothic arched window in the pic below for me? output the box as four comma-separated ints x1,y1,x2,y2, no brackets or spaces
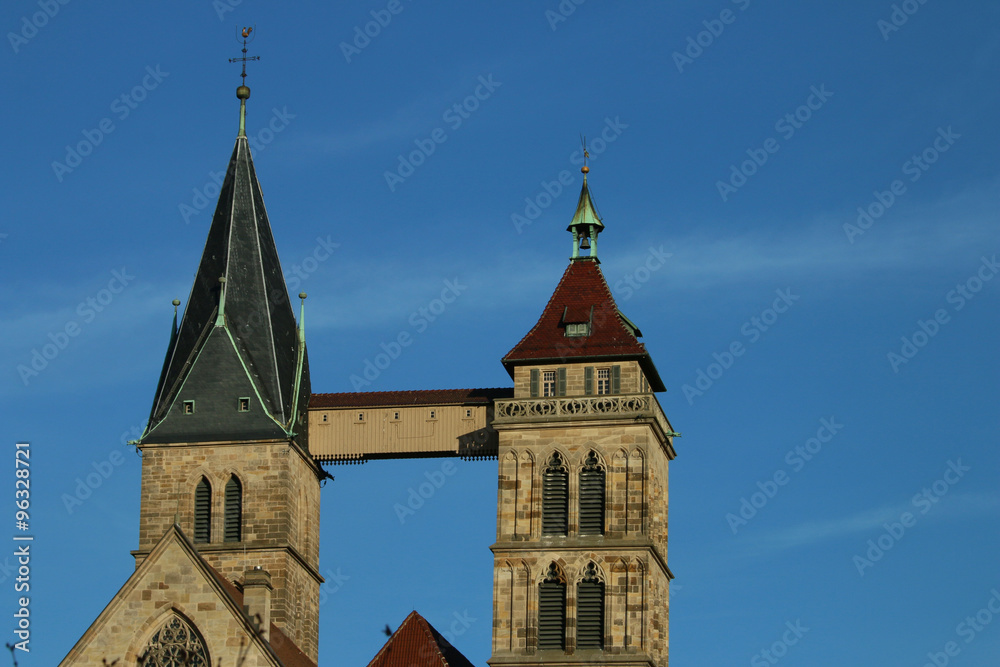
576,562,605,649
579,451,605,536
193,477,211,544
224,475,242,543
142,614,210,666
542,453,568,536
538,563,566,650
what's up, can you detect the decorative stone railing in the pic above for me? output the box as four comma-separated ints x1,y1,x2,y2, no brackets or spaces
493,393,676,442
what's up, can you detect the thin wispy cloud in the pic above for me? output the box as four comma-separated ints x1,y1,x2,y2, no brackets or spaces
742,492,1000,557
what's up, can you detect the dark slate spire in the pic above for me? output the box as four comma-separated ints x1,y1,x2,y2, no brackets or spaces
141,84,310,446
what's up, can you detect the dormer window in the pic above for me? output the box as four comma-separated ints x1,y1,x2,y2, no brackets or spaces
565,322,590,337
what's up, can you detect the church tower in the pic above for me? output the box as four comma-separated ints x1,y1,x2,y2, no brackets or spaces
133,72,325,661
489,166,677,666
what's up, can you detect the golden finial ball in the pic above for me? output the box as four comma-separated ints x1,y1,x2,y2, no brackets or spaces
172,299,181,307
299,292,308,300
237,85,251,100
581,165,590,174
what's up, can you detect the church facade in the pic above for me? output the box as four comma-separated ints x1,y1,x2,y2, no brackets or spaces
59,75,676,667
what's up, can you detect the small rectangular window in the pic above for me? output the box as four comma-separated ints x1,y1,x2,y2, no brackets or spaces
238,397,250,412
465,408,473,418
393,411,400,420
183,400,195,415
565,322,590,337
543,371,557,397
357,412,365,422
322,414,328,422
597,368,611,395
429,410,436,419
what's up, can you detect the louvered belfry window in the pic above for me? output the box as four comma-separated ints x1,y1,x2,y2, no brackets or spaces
576,562,604,649
538,563,566,650
194,478,211,544
579,451,605,536
542,453,569,536
224,475,242,543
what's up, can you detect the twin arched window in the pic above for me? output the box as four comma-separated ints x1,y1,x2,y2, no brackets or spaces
193,475,242,544
541,451,605,537
537,562,605,651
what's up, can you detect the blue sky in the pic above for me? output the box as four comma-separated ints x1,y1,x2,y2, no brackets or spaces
2,1,999,665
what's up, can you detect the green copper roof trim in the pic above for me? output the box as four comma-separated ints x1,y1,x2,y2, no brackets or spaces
221,323,293,435
288,294,307,433
567,176,605,232
215,276,227,326
140,323,292,442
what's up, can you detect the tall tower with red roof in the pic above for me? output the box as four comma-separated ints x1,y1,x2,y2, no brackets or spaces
489,165,677,666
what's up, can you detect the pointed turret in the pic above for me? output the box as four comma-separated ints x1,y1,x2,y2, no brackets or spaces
567,165,605,260
141,80,310,446
504,165,664,390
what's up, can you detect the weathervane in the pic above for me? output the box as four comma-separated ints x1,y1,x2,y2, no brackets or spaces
229,26,259,137
580,134,590,174
229,26,259,85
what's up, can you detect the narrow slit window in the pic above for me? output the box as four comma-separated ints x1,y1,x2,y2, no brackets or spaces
542,453,568,536
194,477,211,543
224,476,242,543
579,452,606,536
576,563,604,649
183,400,195,415
538,563,566,650
238,397,250,412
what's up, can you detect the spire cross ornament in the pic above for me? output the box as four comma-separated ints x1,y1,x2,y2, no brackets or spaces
229,26,259,85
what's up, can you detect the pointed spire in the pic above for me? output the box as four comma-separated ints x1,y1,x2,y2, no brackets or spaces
568,158,604,261
142,38,310,447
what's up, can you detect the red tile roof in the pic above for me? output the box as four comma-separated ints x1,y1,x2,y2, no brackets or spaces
503,258,665,391
366,611,476,667
311,387,512,409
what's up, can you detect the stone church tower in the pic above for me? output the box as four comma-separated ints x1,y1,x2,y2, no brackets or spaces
60,75,325,667
59,47,676,666
489,166,676,667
